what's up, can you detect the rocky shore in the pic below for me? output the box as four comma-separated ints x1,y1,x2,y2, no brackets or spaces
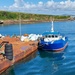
3,20,48,25
1,18,74,25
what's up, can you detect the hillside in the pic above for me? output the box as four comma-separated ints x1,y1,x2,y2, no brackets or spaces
0,11,71,24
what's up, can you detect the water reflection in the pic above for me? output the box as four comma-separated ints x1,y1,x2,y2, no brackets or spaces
38,50,65,61
1,67,15,75
1,51,38,75
38,50,66,75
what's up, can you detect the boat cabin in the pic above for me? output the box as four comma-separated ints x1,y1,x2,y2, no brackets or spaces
42,32,62,42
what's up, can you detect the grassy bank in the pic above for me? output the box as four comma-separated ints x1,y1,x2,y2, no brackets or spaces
0,11,71,24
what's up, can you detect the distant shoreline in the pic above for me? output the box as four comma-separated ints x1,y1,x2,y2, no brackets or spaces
0,11,74,25
1,19,75,25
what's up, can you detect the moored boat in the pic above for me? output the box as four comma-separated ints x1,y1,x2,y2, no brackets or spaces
0,21,3,24
38,21,68,52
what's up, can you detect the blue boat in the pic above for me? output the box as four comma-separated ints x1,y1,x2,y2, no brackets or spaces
38,21,68,52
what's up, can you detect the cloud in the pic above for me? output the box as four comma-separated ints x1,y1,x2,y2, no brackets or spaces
12,0,25,8
1,0,75,15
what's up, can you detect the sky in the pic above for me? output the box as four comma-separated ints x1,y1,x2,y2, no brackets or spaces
0,0,75,15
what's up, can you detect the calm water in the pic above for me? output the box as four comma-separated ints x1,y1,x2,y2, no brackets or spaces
1,21,75,75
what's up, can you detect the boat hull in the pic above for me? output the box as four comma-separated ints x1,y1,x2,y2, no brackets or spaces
38,37,68,52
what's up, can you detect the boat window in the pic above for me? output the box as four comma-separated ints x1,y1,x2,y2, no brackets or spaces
48,35,51,38
45,35,58,38
45,35,47,38
55,35,58,37
52,35,54,38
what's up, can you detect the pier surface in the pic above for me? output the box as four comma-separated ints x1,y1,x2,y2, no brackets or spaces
0,36,38,74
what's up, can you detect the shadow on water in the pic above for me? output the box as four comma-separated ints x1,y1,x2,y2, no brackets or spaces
1,50,38,75
38,50,66,61
38,49,68,75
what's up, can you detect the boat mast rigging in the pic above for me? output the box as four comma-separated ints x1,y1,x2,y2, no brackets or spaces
51,21,54,32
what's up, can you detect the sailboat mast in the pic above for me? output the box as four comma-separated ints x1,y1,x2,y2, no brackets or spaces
51,21,54,32
19,12,21,39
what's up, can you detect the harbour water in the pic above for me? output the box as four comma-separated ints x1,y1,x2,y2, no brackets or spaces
1,21,75,75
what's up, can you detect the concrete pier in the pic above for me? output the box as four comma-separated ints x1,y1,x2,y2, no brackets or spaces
0,36,38,74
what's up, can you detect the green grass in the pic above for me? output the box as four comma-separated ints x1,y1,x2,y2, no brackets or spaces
0,11,70,21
